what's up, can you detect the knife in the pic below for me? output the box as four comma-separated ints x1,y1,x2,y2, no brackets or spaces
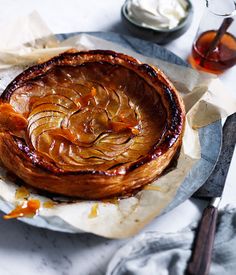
186,112,236,275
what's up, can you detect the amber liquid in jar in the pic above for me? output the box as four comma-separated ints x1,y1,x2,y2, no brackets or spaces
189,30,236,74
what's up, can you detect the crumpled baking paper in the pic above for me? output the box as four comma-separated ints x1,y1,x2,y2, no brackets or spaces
0,12,235,238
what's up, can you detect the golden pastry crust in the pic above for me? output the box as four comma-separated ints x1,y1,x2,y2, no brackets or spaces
0,50,185,199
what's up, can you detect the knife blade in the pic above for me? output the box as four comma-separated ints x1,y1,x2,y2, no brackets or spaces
194,112,236,198
186,112,236,275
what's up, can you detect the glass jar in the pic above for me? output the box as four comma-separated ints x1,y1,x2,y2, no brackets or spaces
188,0,236,74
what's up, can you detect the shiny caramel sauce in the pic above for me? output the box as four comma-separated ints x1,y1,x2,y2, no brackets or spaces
6,62,166,172
3,199,40,219
88,203,99,218
43,200,55,208
15,186,30,200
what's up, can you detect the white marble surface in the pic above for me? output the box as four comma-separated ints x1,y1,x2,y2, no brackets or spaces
0,0,235,274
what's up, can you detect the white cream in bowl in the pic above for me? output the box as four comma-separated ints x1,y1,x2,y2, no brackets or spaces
126,0,189,30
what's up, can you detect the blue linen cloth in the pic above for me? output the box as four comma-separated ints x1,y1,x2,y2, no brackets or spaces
107,206,236,275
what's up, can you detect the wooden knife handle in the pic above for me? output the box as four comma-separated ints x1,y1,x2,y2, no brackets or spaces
186,205,218,275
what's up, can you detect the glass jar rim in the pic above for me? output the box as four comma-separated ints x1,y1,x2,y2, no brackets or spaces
206,0,236,17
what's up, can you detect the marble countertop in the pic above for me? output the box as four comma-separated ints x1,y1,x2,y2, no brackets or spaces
0,0,235,274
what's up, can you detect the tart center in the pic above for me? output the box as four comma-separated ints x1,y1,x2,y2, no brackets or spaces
9,62,167,171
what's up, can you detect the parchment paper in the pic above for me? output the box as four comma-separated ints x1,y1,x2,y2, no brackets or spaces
0,13,235,238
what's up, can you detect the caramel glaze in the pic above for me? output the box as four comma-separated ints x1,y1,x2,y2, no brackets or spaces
0,50,185,199
3,199,40,219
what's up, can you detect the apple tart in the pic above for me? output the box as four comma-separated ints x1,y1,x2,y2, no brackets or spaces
0,50,185,199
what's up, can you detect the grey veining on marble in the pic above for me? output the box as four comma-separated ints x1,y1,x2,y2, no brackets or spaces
0,211,124,275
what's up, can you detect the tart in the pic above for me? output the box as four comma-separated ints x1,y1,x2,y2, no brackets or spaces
0,50,185,199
